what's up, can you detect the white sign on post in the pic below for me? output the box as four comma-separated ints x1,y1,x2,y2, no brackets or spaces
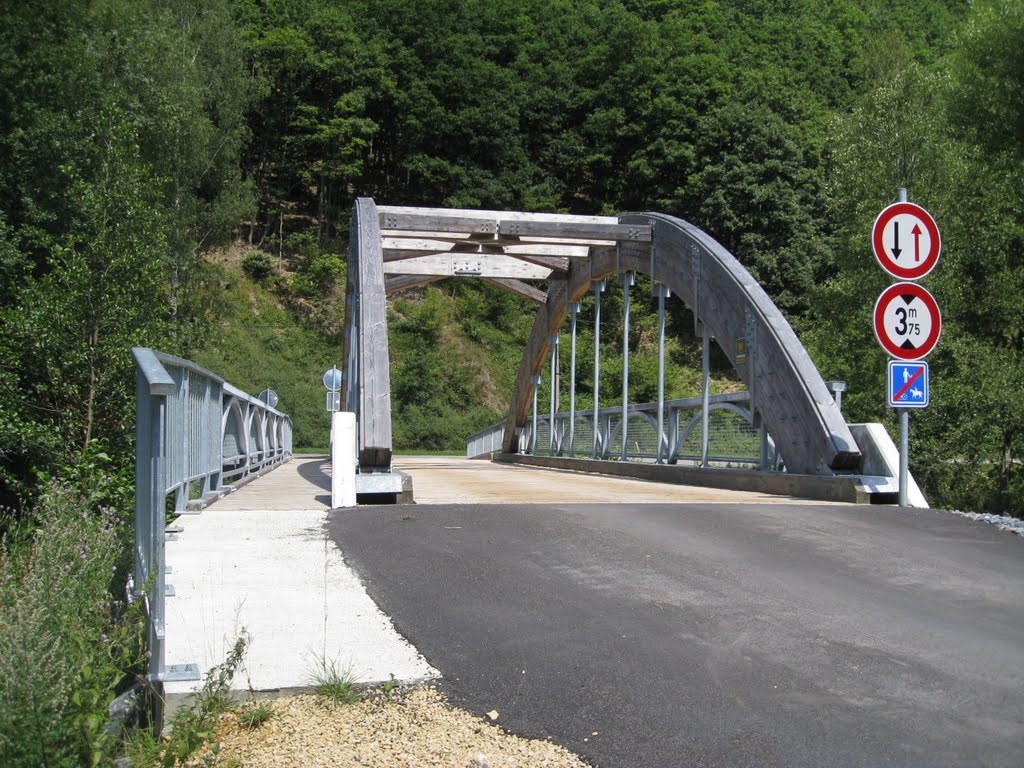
873,282,942,361
322,366,342,392
872,202,942,280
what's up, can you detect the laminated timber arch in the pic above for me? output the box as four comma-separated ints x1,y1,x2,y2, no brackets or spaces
344,198,861,476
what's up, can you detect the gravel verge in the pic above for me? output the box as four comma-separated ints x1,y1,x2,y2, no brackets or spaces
948,510,1024,537
204,685,591,768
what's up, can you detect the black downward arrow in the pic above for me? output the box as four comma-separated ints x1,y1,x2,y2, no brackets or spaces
890,220,902,259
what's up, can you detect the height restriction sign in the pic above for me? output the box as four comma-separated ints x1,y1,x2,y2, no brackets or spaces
872,201,941,280
873,282,942,360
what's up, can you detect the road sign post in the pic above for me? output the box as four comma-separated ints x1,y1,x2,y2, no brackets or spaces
873,188,942,506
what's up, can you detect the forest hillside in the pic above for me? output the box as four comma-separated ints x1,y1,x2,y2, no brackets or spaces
1,0,1021,521
1,2,1021,763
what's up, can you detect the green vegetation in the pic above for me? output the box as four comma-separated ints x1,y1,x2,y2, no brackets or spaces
236,700,276,730
127,634,249,767
0,0,1021,759
0,483,143,768
306,652,361,706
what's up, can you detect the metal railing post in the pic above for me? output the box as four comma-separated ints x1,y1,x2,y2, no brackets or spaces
620,272,634,461
530,374,541,455
133,349,175,686
568,302,579,457
655,283,669,463
549,333,559,456
701,322,711,468
592,280,605,458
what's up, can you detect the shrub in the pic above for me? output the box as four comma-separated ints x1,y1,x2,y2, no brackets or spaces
0,483,144,768
241,251,273,280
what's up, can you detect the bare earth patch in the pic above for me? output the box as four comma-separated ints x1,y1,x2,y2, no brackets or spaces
207,686,591,768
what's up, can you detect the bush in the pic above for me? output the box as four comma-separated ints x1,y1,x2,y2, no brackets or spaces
0,483,144,768
241,251,273,280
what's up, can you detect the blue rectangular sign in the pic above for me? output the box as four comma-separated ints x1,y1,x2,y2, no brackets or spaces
888,361,929,408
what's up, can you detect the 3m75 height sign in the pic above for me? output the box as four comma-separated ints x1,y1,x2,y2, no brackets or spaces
873,282,942,360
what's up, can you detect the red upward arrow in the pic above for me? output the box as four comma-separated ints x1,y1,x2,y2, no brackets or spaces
912,223,923,262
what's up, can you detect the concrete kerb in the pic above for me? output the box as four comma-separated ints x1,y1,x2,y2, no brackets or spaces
494,453,873,504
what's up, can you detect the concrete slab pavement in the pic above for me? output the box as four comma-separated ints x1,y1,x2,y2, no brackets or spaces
162,458,436,698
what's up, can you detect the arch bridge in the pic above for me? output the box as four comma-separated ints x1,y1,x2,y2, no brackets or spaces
342,198,868,500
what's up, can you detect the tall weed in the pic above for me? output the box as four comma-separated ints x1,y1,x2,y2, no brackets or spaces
0,482,144,768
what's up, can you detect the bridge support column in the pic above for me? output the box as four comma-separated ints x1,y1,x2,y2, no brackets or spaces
701,322,711,468
654,283,669,463
549,333,559,456
592,280,605,459
568,302,579,457
620,272,634,461
530,374,541,454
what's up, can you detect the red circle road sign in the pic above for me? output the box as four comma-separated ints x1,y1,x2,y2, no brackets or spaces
872,202,941,280
873,282,942,360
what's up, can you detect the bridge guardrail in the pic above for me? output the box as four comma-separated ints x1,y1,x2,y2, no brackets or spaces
469,391,774,467
132,348,292,688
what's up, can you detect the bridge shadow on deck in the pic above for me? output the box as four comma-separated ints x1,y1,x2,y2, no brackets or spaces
294,454,331,506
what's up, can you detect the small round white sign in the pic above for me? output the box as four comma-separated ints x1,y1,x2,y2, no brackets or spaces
322,367,342,392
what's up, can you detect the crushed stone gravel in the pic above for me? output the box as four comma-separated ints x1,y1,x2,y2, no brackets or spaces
203,686,592,768
947,510,1024,537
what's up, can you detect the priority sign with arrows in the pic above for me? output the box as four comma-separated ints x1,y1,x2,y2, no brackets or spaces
872,201,941,280
873,282,942,360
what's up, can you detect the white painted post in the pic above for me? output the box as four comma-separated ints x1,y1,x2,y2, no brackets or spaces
331,411,357,508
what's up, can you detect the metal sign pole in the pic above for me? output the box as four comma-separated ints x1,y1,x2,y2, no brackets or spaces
899,408,910,506
896,186,909,506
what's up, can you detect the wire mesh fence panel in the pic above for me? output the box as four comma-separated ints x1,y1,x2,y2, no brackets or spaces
534,421,551,450
677,407,759,464
606,415,661,460
566,419,594,457
709,408,760,460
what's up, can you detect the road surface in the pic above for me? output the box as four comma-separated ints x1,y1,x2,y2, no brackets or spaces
326,500,1024,767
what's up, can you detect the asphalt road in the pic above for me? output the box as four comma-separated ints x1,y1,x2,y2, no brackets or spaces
325,502,1024,767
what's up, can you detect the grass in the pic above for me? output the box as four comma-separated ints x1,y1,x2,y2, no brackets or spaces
236,700,275,729
306,652,361,706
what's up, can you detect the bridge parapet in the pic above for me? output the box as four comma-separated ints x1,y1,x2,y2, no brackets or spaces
131,347,292,690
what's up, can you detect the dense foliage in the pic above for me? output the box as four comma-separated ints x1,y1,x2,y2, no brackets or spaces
1,0,1021,760
0,0,1021,525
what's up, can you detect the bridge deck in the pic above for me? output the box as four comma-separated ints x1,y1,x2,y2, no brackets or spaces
163,455,823,697
395,455,825,504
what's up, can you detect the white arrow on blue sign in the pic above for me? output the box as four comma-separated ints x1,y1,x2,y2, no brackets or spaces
888,360,929,408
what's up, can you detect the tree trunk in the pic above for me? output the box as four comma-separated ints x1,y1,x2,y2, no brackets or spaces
83,325,98,448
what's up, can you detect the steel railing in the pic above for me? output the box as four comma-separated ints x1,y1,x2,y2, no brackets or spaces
469,391,776,468
132,348,292,686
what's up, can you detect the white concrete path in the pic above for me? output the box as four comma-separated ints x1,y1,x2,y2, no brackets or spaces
163,458,436,696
